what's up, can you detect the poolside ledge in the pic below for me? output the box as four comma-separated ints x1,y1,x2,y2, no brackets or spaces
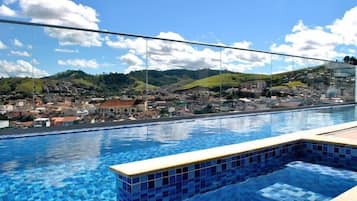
332,186,357,201
110,121,357,201
110,121,357,176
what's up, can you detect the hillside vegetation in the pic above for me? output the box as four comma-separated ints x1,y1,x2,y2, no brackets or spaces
0,65,327,96
181,73,270,90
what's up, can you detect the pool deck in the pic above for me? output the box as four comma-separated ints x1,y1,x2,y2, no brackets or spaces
331,186,357,201
328,127,357,201
327,127,357,140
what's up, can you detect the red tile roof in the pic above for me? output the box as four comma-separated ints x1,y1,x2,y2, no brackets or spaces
51,116,78,123
14,121,33,127
99,99,135,109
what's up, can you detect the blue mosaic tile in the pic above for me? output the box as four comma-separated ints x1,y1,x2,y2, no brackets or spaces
114,142,304,200
301,141,357,171
114,140,356,201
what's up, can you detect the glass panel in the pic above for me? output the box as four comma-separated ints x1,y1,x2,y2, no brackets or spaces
0,21,354,131
270,56,328,108
270,55,290,109
328,61,355,104
0,22,151,129
146,40,221,118
0,23,42,129
221,48,272,112
302,58,329,106
292,58,322,106
285,57,313,107
90,35,147,123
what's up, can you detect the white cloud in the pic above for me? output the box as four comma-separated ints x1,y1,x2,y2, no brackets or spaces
18,0,102,47
119,53,145,73
0,59,48,78
10,50,31,57
13,38,23,47
106,36,147,55
270,20,341,59
120,53,143,67
232,41,252,49
31,58,39,65
0,41,7,49
54,48,79,53
328,6,357,45
0,4,16,16
57,59,99,69
107,32,270,73
156,32,185,41
44,28,102,47
222,44,271,72
271,6,357,60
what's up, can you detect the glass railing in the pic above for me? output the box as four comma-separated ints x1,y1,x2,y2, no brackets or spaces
0,20,355,130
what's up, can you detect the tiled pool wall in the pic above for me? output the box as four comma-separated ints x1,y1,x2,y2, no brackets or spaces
114,140,357,201
115,142,302,201
302,140,357,171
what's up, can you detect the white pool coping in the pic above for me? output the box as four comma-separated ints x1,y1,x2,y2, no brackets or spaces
110,121,357,176
332,186,357,201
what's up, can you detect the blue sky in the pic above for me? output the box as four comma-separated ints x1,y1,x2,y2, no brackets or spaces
89,0,355,46
0,0,356,77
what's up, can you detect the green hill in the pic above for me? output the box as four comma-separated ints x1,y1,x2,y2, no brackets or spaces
48,70,93,80
181,73,270,90
180,65,327,90
0,77,43,95
132,80,158,92
128,69,222,86
0,65,329,96
15,79,43,94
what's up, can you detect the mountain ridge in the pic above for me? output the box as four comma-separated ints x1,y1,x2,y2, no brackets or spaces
0,66,326,96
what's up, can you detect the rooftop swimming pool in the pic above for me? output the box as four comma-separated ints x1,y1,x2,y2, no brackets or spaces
0,105,357,201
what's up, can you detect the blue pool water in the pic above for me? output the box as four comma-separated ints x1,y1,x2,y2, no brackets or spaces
0,105,356,200
186,161,357,201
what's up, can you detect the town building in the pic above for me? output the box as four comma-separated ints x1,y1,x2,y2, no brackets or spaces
51,116,79,127
33,118,51,128
240,80,267,90
0,120,9,129
97,99,145,116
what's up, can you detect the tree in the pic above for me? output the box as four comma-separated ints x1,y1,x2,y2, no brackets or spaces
343,56,357,65
343,56,350,63
351,56,357,65
0,81,11,94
